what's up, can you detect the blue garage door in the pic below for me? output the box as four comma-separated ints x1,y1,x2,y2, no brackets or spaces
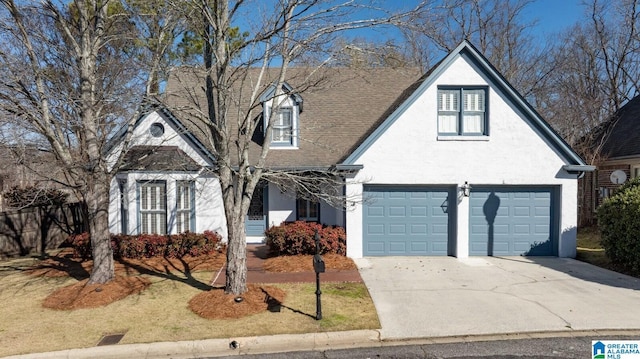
363,186,452,256
469,187,556,256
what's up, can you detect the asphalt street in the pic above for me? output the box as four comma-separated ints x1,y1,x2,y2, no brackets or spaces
211,335,638,359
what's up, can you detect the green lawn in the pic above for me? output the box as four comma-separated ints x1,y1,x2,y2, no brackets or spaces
576,226,633,276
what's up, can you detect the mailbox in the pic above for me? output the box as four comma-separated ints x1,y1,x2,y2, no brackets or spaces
313,254,325,273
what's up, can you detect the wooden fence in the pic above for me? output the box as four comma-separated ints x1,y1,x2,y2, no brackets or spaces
0,203,85,258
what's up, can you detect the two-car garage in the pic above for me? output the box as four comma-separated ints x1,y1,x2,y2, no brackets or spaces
362,185,557,257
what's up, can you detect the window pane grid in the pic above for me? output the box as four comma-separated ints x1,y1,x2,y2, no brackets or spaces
176,181,194,233
438,88,486,135
271,107,293,144
297,197,319,221
140,182,166,235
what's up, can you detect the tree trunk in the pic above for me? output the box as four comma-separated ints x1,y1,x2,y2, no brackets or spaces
225,208,247,295
87,174,115,284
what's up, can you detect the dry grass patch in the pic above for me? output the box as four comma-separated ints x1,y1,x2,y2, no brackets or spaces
0,251,378,357
263,254,356,272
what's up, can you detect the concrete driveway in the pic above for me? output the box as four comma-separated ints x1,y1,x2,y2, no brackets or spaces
355,256,640,340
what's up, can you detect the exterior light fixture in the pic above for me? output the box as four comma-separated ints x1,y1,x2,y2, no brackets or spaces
461,181,471,197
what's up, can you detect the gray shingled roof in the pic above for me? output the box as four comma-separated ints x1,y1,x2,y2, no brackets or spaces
163,66,421,169
120,146,201,172
599,95,640,159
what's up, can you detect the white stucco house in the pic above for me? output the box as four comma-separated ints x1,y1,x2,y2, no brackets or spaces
340,41,593,258
107,40,592,258
105,108,228,240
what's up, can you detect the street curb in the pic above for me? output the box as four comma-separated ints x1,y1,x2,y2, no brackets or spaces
1,330,383,359
4,328,640,358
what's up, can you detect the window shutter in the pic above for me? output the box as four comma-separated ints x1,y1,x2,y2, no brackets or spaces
464,90,485,112
438,90,458,111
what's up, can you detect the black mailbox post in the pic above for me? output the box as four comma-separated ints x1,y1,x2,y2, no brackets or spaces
313,229,325,320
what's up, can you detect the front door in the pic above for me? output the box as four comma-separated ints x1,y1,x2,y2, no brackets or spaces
245,183,267,236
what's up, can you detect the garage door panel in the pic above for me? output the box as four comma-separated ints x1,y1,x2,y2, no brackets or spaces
411,206,428,217
432,223,448,234
389,206,406,217
411,224,427,234
367,206,384,217
366,223,384,234
432,242,448,252
389,241,406,253
363,186,452,256
389,224,406,234
469,187,555,256
410,242,428,252
514,224,531,234
513,206,530,216
535,207,550,216
366,241,385,254
494,224,509,234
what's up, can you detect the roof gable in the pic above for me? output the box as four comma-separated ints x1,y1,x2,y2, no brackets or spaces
599,95,640,159
259,81,304,112
341,40,587,167
105,105,217,171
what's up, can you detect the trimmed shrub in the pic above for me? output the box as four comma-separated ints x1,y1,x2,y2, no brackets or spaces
65,231,225,259
598,177,640,273
265,221,346,256
66,232,91,259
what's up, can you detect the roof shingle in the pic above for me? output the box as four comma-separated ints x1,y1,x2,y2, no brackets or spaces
164,66,421,169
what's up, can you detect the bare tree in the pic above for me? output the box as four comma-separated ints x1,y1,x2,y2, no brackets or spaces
165,0,428,295
539,0,640,156
0,0,143,283
402,0,547,96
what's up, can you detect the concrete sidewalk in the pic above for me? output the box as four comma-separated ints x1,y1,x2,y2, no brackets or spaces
356,256,640,340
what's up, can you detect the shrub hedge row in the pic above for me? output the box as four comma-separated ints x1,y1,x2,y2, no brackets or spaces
265,221,346,256
65,231,225,259
598,177,640,274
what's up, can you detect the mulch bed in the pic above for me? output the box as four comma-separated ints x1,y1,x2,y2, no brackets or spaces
263,253,357,272
25,249,355,318
189,284,286,319
42,275,151,310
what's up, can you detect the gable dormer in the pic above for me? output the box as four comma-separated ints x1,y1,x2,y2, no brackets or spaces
260,82,303,148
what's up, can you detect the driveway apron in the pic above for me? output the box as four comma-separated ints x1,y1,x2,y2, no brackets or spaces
355,256,640,340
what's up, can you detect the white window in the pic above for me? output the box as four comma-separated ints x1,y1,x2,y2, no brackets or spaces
438,87,487,136
261,82,302,148
176,181,195,233
297,197,319,222
272,107,293,145
139,181,166,234
633,165,640,179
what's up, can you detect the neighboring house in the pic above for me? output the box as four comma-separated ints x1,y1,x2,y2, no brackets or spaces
578,95,640,226
105,107,228,240
109,40,592,258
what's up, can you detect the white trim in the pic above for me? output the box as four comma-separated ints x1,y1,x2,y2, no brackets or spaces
264,96,299,148
437,136,489,141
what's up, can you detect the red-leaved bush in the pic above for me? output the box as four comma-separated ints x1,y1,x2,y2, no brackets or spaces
66,232,91,259
65,231,225,259
265,221,346,256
